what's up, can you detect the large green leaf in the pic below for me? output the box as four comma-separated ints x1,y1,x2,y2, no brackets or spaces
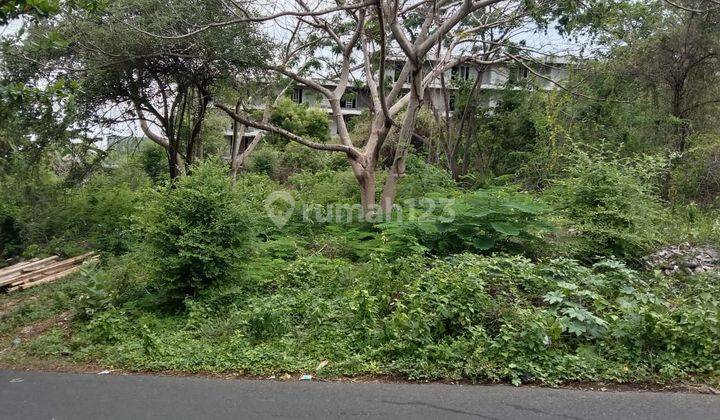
490,222,522,236
500,201,544,214
472,237,495,250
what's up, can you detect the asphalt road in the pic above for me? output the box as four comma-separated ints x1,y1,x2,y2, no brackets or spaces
1,370,718,420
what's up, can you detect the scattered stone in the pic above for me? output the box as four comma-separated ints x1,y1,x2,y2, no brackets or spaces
280,373,292,380
11,338,21,347
645,243,720,275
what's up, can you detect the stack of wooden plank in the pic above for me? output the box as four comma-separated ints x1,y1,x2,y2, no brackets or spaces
0,252,97,293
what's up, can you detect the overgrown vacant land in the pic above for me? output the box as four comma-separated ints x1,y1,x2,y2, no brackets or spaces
1,0,720,388
1,159,718,386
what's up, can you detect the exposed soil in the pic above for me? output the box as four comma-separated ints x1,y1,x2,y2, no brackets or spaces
0,295,37,318
18,311,73,341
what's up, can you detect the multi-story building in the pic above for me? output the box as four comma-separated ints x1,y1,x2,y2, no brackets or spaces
233,56,571,140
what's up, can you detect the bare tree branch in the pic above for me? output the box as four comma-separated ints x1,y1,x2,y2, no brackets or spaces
126,1,377,40
215,103,362,159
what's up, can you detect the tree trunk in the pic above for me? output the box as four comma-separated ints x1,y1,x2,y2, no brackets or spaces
380,64,424,213
230,101,245,182
381,93,422,213
168,148,181,180
662,94,691,199
357,168,377,216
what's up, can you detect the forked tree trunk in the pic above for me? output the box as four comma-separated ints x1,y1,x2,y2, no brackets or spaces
380,71,423,213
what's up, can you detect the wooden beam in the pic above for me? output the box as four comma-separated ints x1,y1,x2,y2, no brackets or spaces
0,258,39,277
0,256,60,284
7,266,83,292
1,253,96,288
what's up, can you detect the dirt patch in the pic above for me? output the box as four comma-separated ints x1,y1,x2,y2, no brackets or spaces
18,311,72,341
0,310,74,358
0,295,38,319
543,380,720,395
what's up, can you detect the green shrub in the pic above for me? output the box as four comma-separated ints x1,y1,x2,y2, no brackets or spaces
385,255,543,346
78,173,145,255
382,254,720,383
547,148,668,262
0,201,23,260
279,142,328,176
138,143,168,184
138,160,253,301
665,205,720,248
381,187,553,257
0,163,145,257
671,134,720,207
268,97,330,144
396,155,457,200
47,249,720,385
288,170,360,205
74,255,149,320
246,146,281,179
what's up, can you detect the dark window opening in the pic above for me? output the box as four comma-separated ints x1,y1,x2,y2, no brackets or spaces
452,65,471,81
292,87,304,104
341,95,357,109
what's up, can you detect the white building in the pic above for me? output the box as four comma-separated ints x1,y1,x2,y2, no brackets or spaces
232,56,571,139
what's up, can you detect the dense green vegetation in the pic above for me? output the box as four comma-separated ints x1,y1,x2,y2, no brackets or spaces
1,143,718,384
1,0,719,387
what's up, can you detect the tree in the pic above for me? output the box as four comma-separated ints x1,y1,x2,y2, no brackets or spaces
620,2,720,154
225,21,316,181
147,0,614,213
217,0,518,213
594,1,720,199
3,0,267,179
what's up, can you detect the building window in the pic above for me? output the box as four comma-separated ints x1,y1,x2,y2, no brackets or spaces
292,87,304,104
341,94,357,109
452,65,471,81
512,66,530,82
448,95,456,112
